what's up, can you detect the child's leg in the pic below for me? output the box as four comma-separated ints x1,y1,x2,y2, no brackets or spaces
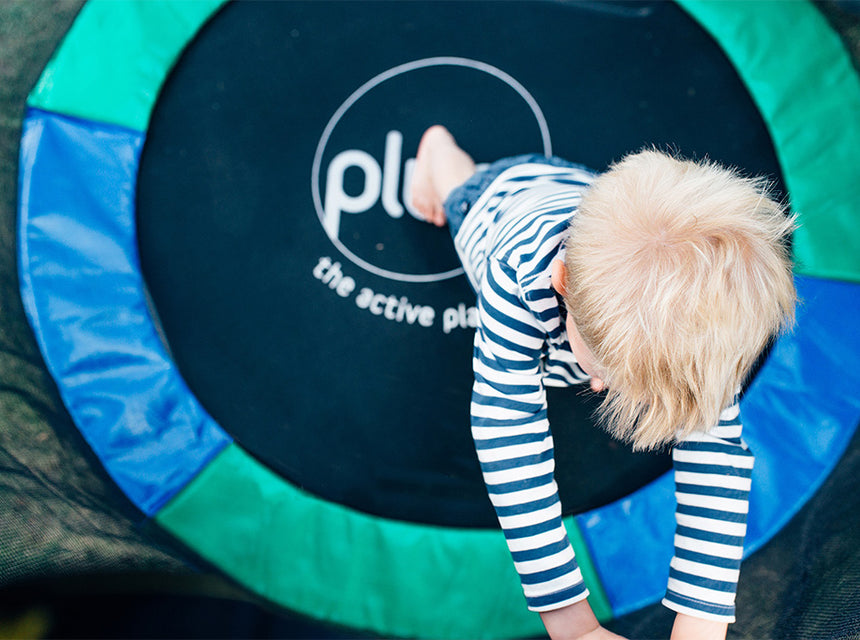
410,125,477,227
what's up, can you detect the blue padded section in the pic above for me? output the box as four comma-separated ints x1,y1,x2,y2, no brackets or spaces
18,108,231,515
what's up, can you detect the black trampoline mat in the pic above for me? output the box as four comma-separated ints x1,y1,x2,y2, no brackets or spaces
136,0,784,527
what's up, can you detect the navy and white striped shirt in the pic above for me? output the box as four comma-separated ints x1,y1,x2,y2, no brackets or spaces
455,162,752,622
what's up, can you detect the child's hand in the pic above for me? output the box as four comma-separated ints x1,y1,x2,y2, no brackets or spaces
670,613,728,640
575,625,627,640
540,601,628,640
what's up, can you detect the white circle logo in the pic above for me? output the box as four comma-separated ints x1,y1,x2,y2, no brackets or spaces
311,57,552,283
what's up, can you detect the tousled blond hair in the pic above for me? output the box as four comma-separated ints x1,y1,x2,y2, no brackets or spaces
564,149,796,450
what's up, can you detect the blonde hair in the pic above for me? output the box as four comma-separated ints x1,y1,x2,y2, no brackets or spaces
564,149,796,450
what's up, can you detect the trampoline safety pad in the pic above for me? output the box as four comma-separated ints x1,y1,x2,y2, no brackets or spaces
18,1,860,638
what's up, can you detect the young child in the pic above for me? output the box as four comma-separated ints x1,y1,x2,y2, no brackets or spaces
410,126,796,640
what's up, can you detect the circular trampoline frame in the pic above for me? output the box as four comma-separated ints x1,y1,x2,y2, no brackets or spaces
17,1,860,638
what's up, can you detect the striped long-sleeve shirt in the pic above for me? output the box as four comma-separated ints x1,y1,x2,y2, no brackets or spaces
454,161,753,622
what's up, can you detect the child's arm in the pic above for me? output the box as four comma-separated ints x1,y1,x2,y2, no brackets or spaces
663,399,752,630
471,258,589,612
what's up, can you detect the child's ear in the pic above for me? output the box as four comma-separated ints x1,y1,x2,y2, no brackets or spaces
551,259,567,296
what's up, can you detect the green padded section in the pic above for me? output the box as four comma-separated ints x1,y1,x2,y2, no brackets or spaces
157,444,585,640
27,0,226,131
678,0,860,283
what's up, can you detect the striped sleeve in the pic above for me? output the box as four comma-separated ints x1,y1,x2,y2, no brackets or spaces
663,399,753,622
471,257,588,612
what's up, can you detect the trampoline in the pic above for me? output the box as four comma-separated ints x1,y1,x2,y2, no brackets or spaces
17,1,860,638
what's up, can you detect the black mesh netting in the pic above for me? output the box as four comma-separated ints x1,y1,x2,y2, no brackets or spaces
1,2,859,638
0,0,184,578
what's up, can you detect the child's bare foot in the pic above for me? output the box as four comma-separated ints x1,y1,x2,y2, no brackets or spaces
411,126,447,226
410,125,476,227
